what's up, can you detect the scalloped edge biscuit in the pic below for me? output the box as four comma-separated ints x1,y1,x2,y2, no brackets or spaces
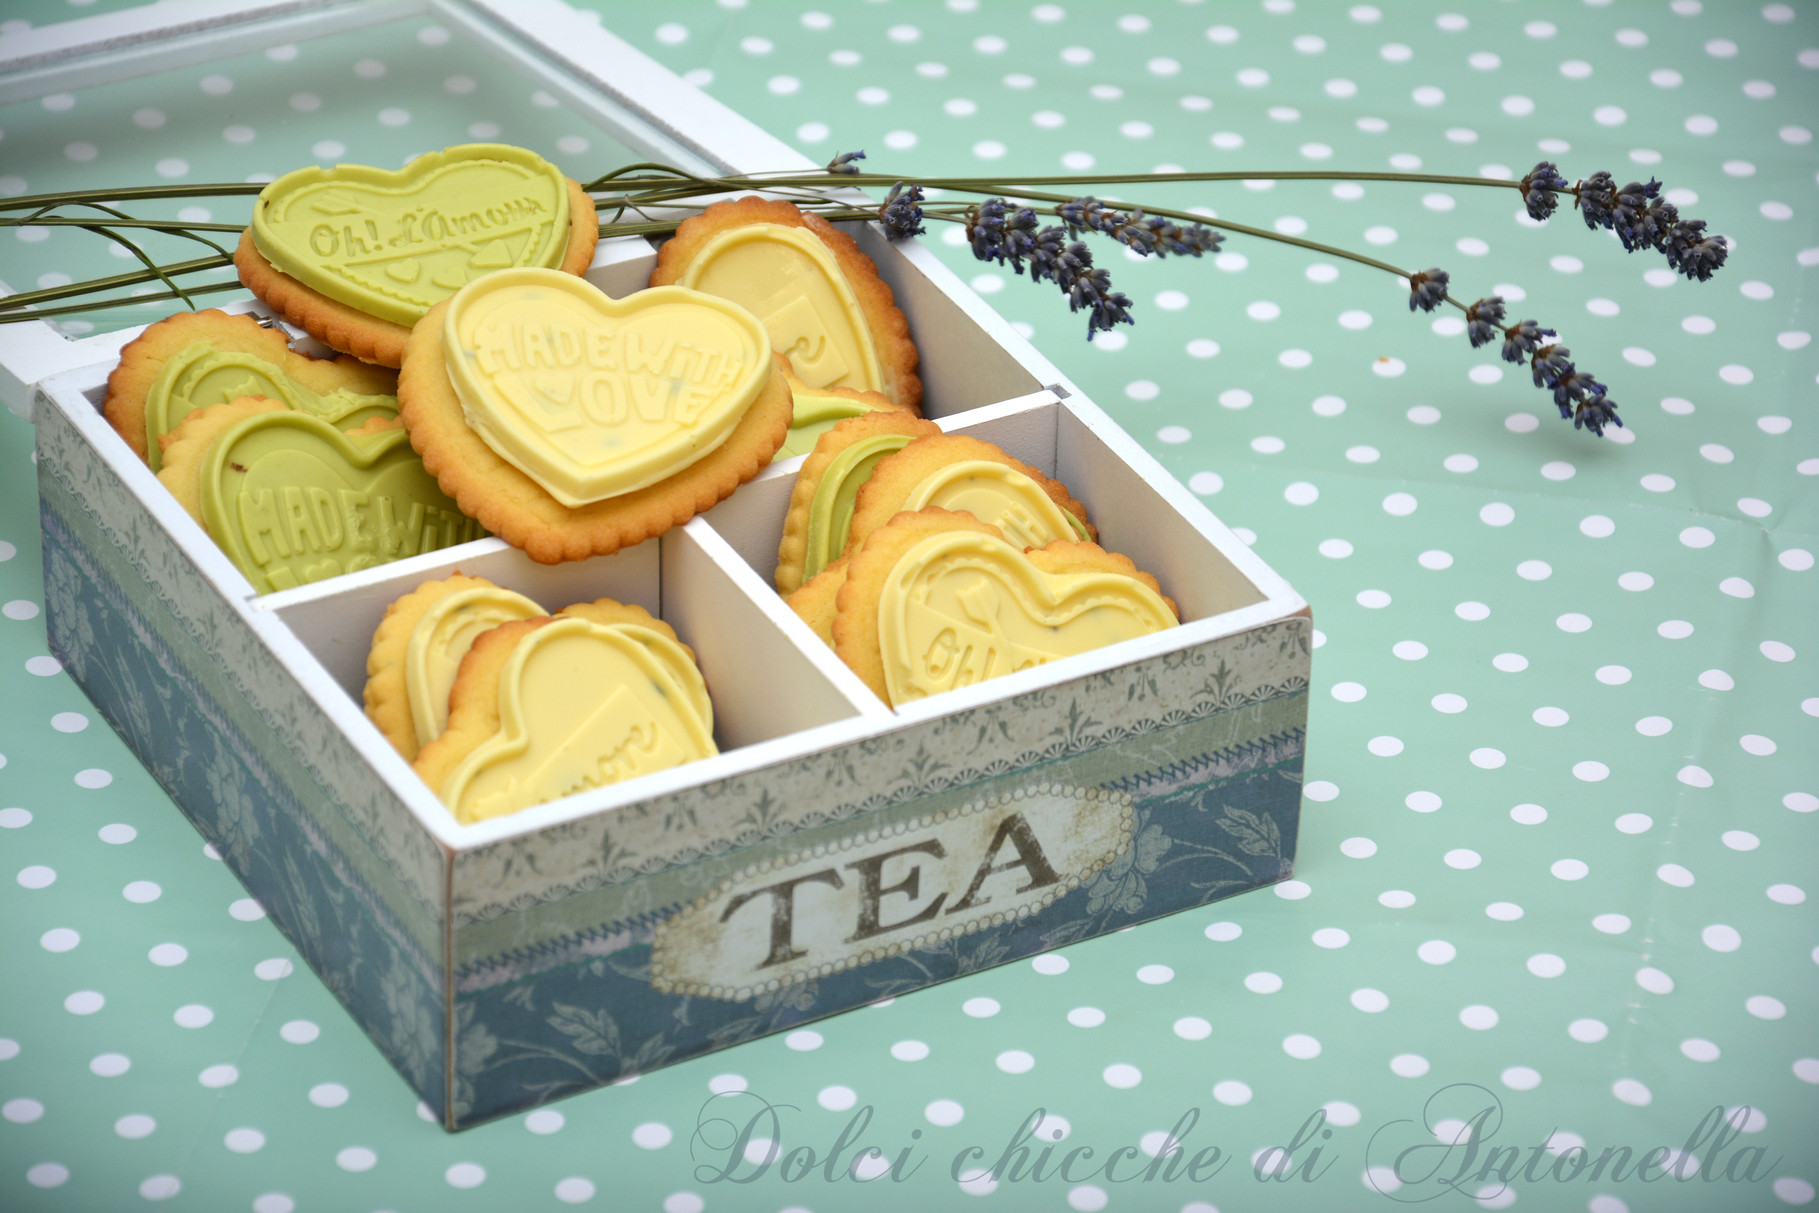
104,308,397,462
845,432,1097,558
784,556,848,648
235,177,599,369
363,573,535,761
154,396,291,526
832,509,1177,704
395,294,793,564
651,196,921,413
410,598,700,811
774,410,942,595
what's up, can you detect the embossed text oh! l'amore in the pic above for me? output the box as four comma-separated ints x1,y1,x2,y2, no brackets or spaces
652,787,1135,1001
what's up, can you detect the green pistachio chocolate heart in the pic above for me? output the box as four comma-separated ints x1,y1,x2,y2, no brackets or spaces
200,412,482,595
251,143,571,328
144,341,397,472
801,430,920,583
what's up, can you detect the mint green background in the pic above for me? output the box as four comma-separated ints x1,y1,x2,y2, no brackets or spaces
2,2,1815,1211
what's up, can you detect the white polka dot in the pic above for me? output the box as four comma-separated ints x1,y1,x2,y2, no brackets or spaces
1275,880,1311,900
1786,793,1818,812
1380,890,1416,907
40,927,79,952
1406,791,1441,813
1418,940,1456,965
1459,1004,1499,1030
1431,693,1467,713
146,943,187,966
1593,914,1631,934
1762,640,1797,662
1391,1054,1431,1077
336,1147,377,1172
1659,620,1695,639
1658,863,1696,888
1613,1079,1652,1106
1393,641,1428,662
1420,550,1454,570
17,865,55,889
280,1020,319,1044
1340,837,1377,859
1246,971,1284,993
1724,830,1760,852
1382,492,1418,516
1368,736,1404,757
1569,1018,1609,1042
1284,482,1319,506
1768,884,1805,905
555,1178,595,1204
1552,859,1589,881
123,880,162,903
1573,761,1610,782
230,898,266,921
1313,928,1351,948
1205,922,1242,942
1102,1063,1142,1088
1470,748,1507,770
1456,602,1490,621
91,1052,131,1077
995,1048,1036,1073
1526,953,1566,978
199,1064,238,1088
174,1004,214,1028
1747,995,1786,1019
1356,589,1391,609
1679,765,1715,787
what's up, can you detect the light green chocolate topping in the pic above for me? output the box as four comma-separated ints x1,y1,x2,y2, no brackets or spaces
251,143,571,328
199,412,479,596
145,342,397,471
772,393,895,463
802,432,918,582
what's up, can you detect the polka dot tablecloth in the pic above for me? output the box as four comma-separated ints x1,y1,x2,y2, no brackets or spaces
2,1,1815,1211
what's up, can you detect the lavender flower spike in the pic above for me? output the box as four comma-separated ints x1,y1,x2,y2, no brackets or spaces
825,150,866,174
1466,297,1506,348
1501,319,1554,363
1520,162,1569,221
878,182,926,239
1408,268,1449,312
1576,171,1617,231
1574,392,1623,437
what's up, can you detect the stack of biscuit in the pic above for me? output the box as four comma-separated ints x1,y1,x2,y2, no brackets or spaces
105,146,927,586
364,574,717,824
779,421,1179,708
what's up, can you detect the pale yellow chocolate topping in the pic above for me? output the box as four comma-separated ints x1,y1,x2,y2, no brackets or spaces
676,223,884,394
877,531,1177,706
405,585,544,749
441,270,770,507
898,459,1091,548
441,617,718,823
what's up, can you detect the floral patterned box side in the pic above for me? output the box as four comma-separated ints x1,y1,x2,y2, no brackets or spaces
19,3,1311,1129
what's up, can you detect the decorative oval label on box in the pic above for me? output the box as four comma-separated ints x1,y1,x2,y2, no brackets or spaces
651,784,1134,1001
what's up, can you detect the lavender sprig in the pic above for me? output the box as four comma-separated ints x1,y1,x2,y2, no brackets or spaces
0,154,1721,440
1511,160,1727,285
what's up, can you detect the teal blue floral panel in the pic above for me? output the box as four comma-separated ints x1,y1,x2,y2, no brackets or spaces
448,691,1305,1128
38,496,450,1122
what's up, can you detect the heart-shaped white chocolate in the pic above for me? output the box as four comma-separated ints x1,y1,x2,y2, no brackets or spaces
442,270,770,506
878,531,1176,705
441,617,717,823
